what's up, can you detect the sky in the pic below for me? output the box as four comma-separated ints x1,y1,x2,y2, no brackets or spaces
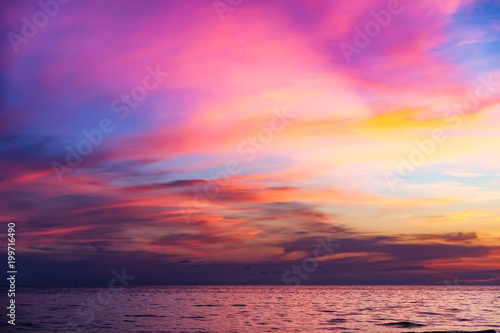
1,0,499,285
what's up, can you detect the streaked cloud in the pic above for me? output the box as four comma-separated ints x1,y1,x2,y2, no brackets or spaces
1,0,499,284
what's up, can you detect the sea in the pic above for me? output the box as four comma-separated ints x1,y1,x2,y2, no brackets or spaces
1,285,498,332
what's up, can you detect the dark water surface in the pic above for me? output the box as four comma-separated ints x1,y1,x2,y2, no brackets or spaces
1,285,499,332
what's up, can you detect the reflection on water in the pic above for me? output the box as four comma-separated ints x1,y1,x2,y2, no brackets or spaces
2,285,499,332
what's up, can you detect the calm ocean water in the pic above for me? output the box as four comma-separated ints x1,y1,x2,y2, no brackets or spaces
1,286,498,332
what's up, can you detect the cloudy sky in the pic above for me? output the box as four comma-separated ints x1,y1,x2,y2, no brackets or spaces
1,0,499,285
